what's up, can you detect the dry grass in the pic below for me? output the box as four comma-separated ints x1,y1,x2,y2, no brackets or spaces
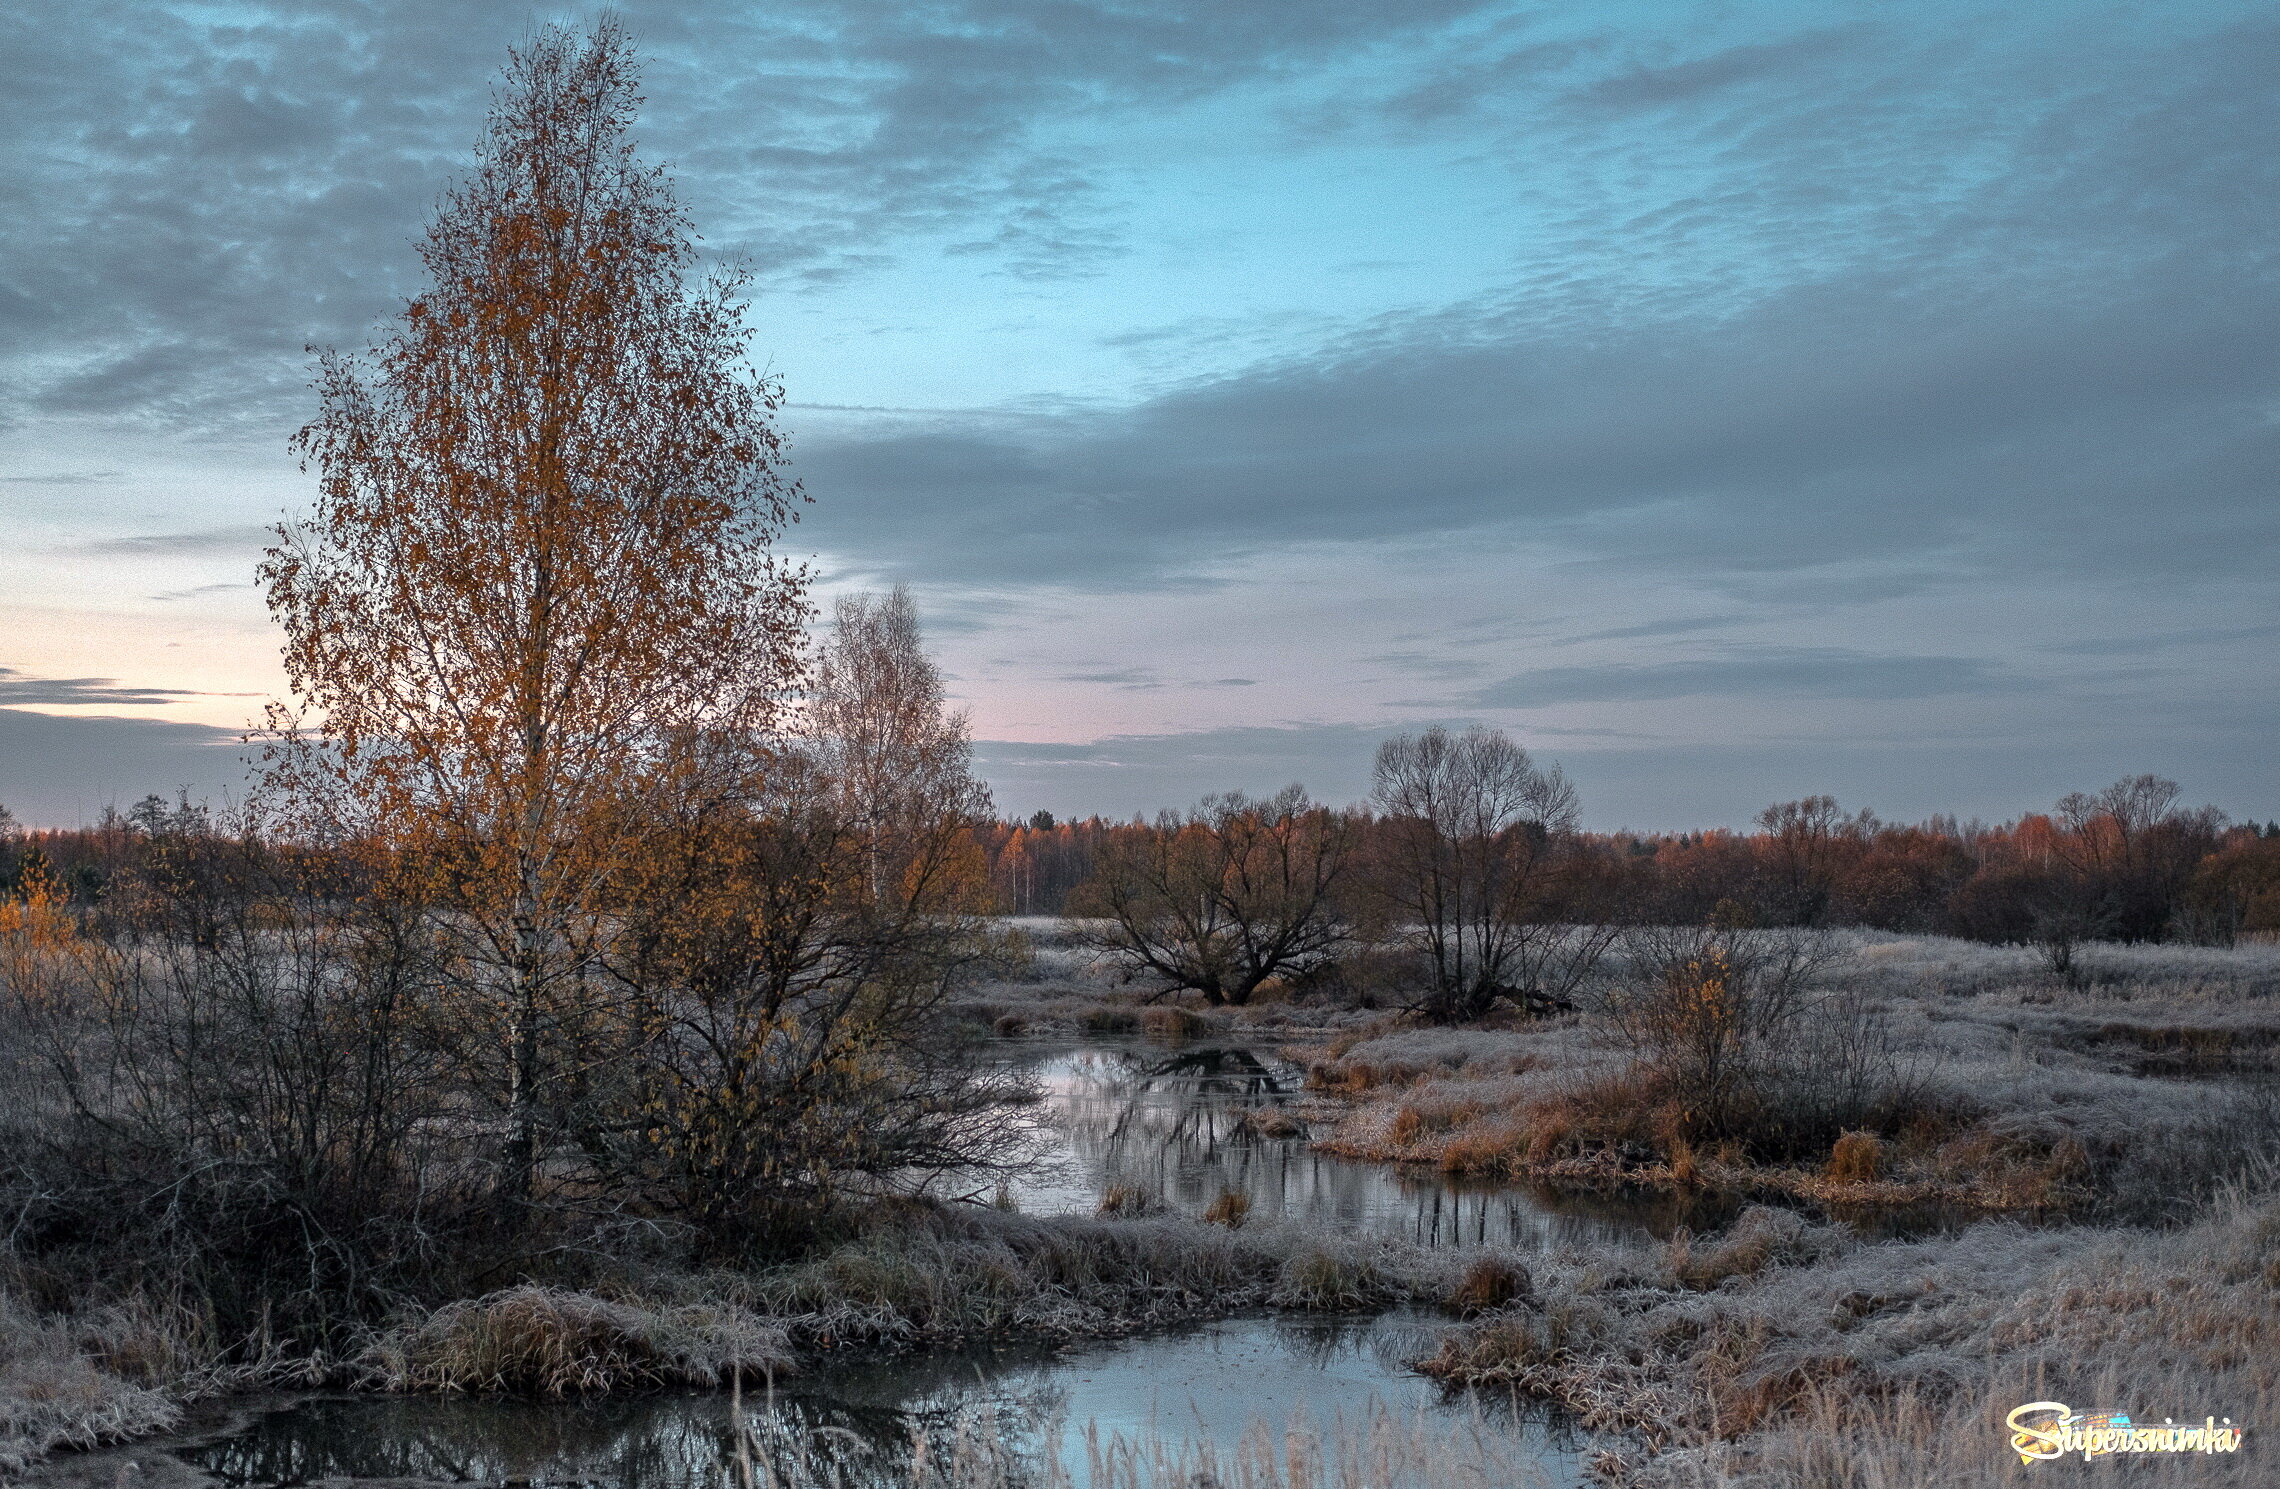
1096,1182,1158,1218
722,1207,1460,1355
1243,1107,1306,1138
1446,1256,1532,1317
362,1285,792,1395
1298,932,2280,1214
1139,1005,1215,1040
1418,1176,2280,1483
1202,1188,1252,1228
1270,1247,1393,1311
1826,1131,1884,1183
0,1295,183,1475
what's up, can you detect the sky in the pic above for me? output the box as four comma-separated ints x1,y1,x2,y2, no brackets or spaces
2,0,2275,829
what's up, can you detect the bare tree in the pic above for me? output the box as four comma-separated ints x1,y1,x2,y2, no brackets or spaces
1370,726,1613,1022
1754,795,1877,925
260,21,808,1204
1076,786,1358,1006
808,586,993,908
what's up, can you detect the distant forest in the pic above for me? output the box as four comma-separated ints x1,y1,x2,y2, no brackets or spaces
7,775,2277,951
976,782,2280,943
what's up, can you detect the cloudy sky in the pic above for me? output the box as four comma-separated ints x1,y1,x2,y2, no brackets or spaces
3,0,2274,828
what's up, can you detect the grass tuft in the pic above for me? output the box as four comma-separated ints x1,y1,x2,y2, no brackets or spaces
1445,1256,1532,1318
363,1286,791,1396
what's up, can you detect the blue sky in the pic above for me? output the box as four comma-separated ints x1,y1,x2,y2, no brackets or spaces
2,0,2274,827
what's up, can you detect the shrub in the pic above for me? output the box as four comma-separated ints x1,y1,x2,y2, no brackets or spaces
1826,1131,1884,1183
1272,1248,1388,1310
1095,1183,1157,1218
1438,1125,1526,1176
1080,1006,1140,1035
1139,1005,1211,1040
1668,1207,1815,1291
1244,1107,1305,1139
0,1297,181,1475
1446,1256,1532,1317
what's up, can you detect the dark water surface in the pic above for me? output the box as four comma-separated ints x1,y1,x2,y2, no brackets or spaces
1001,1040,1725,1246
179,1313,1588,1487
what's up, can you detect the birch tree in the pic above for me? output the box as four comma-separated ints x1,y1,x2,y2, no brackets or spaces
261,21,806,1205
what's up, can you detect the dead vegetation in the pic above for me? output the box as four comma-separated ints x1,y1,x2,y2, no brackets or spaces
1299,931,2280,1216
1418,1179,2280,1485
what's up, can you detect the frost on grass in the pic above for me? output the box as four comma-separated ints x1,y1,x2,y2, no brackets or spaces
361,1285,794,1395
1298,932,2280,1213
1420,1186,2280,1486
0,1297,179,1474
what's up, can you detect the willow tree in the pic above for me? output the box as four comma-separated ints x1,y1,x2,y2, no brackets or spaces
262,21,807,1203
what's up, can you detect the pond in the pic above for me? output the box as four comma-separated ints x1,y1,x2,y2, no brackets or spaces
1000,1039,1730,1246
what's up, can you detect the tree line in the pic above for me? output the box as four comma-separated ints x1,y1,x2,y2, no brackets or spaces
965,764,2280,1012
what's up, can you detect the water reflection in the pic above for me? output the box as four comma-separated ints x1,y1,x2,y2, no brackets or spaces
1005,1042,1725,1249
185,1313,1588,1488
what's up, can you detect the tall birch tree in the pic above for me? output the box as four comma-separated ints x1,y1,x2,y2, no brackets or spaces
261,21,807,1205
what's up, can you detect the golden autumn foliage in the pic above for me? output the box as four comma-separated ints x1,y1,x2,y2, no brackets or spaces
259,21,808,1196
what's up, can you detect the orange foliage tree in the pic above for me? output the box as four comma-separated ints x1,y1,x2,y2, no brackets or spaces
261,21,807,1202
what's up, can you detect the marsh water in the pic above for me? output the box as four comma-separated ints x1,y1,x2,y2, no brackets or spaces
1000,1038,1722,1246
129,1038,1655,1488
179,1313,1589,1487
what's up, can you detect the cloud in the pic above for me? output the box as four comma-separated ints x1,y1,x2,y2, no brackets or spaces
2043,622,2280,657
801,258,2280,588
1461,649,2028,709
1556,617,1750,645
971,716,2279,831
0,708,245,827
0,669,202,707
149,582,253,602
974,721,1401,816
1571,28,1862,111
0,0,1503,430
785,14,2280,595
1048,665,1158,688
71,526,274,557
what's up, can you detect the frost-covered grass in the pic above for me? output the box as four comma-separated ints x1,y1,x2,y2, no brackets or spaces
1421,1177,2280,1486
360,1285,795,1394
0,1206,1480,1472
1297,933,2280,1214
0,1295,185,1475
